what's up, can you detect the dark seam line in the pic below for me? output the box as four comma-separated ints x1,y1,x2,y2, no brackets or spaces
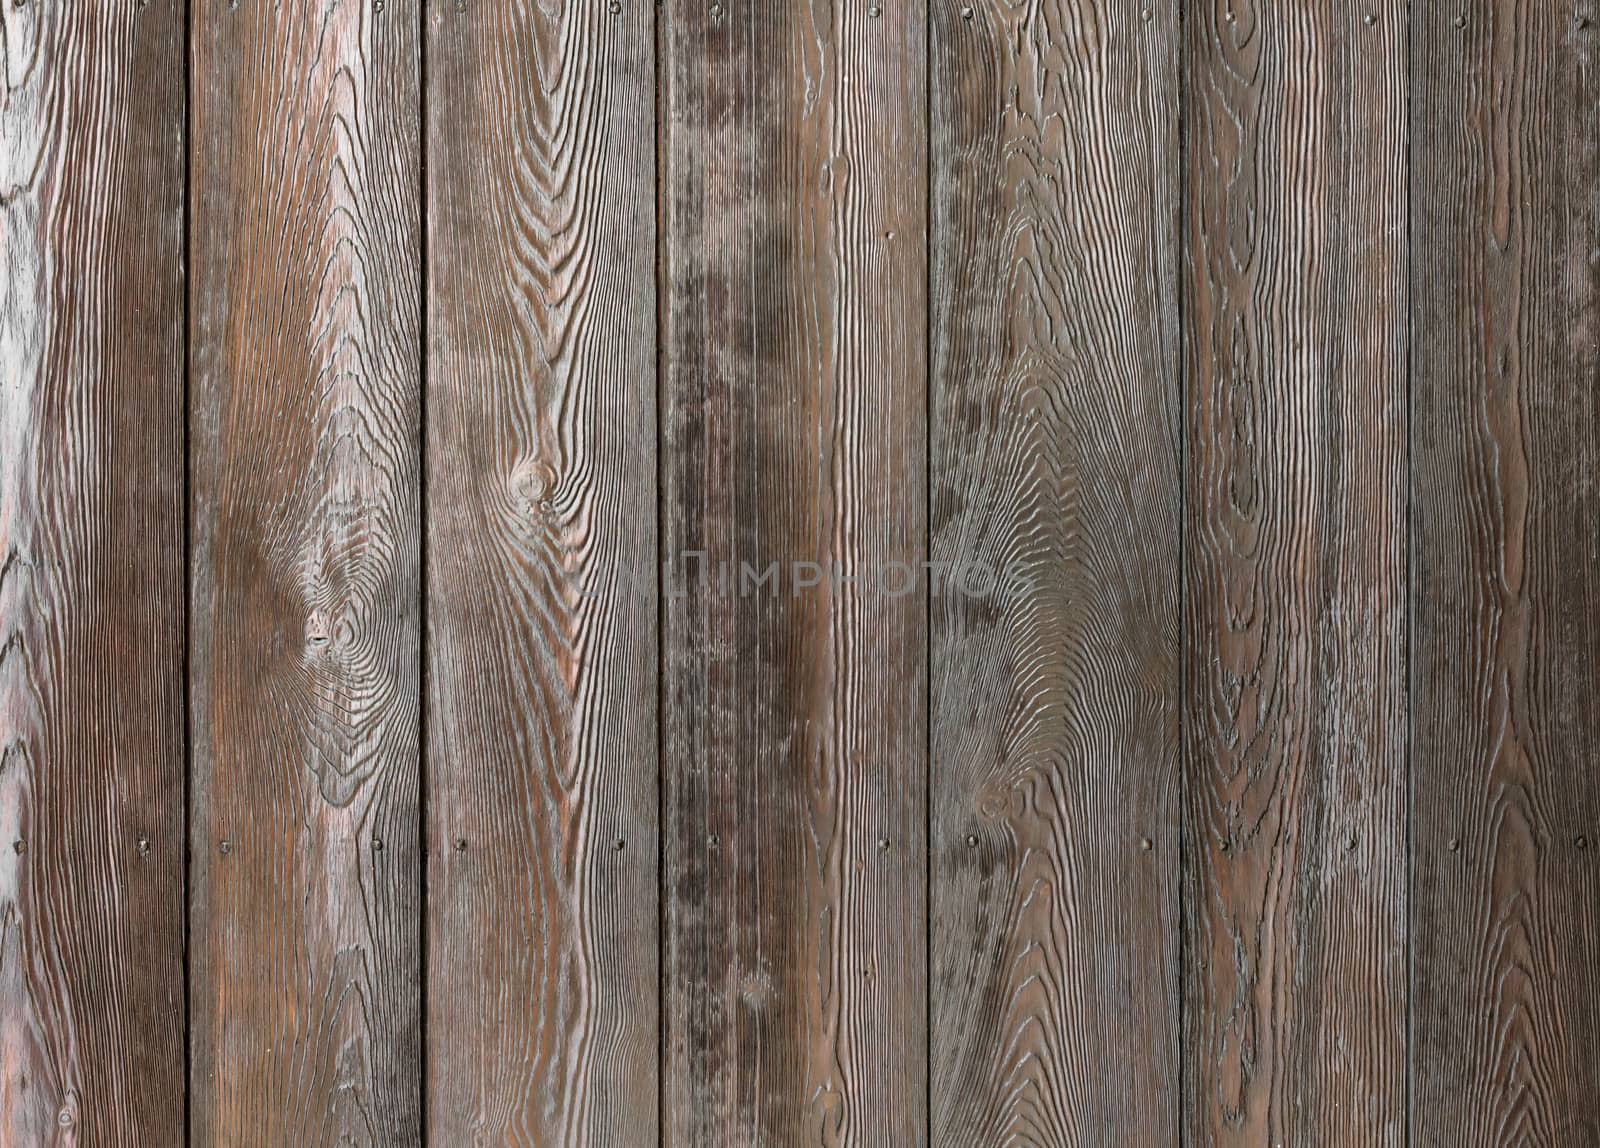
417,5,431,1141
923,5,935,1145
183,0,195,1142
1403,3,1415,1145
1176,2,1189,1144
655,2,669,1144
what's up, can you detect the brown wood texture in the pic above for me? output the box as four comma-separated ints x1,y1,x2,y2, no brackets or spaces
660,0,928,1141
927,1,1182,1143
189,0,423,1141
1184,0,1409,1143
0,1,186,1142
1411,3,1600,1143
425,0,660,1140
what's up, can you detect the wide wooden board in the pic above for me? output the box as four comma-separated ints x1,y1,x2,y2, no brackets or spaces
1184,0,1409,1141
425,0,660,1139
0,1,186,1142
190,1,423,1140
928,1,1183,1143
660,0,929,1140
1411,2,1600,1141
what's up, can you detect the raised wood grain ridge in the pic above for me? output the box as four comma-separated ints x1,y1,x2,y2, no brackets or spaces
190,0,423,1140
1185,0,1409,1141
661,0,929,1140
928,0,1182,1143
0,1,186,1142
425,0,660,1140
1411,2,1600,1142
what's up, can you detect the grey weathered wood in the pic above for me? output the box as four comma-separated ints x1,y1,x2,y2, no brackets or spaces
1411,3,1600,1141
928,1,1183,1143
661,0,929,1140
0,1,186,1141
1184,0,1409,1141
424,0,660,1139
189,1,423,1139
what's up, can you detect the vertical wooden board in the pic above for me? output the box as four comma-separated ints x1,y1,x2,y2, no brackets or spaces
190,0,422,1141
0,1,185,1142
661,0,927,1141
927,0,1181,1143
1184,0,1407,1142
1411,4,1600,1141
425,0,659,1140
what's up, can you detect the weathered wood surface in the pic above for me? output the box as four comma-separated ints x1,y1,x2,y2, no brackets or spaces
1184,0,1409,1142
190,0,423,1141
425,0,660,1140
0,1,186,1142
660,0,929,1140
1411,3,1600,1143
927,1,1182,1143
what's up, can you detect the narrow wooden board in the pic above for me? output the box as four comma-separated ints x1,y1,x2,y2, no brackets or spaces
424,0,660,1139
1184,1,1408,1141
660,0,928,1140
189,1,423,1140
927,1,1182,1143
0,2,186,1142
1411,4,1600,1141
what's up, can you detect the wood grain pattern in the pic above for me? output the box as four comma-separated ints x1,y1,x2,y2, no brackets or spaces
190,0,422,1141
1184,0,1408,1141
660,0,928,1140
1411,3,1600,1142
927,1,1181,1143
425,0,659,1140
0,1,186,1142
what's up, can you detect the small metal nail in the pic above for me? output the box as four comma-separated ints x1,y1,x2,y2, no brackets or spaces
137,837,152,857
877,837,891,851
219,839,231,855
614,838,626,851
1140,837,1153,851
455,837,468,852
1141,8,1152,20
1577,834,1589,850
608,0,621,11
965,833,979,848
12,839,25,855
960,4,973,19
1363,12,1376,25
709,2,722,18
1453,14,1466,26
373,837,385,852
1448,837,1461,852
868,3,881,15
707,833,720,848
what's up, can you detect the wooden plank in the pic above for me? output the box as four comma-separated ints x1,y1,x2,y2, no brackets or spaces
424,0,659,1139
189,1,422,1140
1183,1,1408,1141
1411,4,1600,1141
0,1,186,1142
660,0,927,1140
926,1,1181,1143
